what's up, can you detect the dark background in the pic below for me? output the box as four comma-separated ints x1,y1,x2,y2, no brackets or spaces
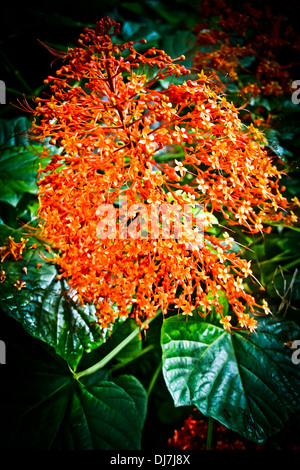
1,0,299,118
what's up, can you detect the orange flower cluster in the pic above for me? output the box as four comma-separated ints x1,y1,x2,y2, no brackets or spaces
0,236,28,262
168,410,300,450
23,17,292,331
193,0,298,100
168,412,260,450
0,236,29,286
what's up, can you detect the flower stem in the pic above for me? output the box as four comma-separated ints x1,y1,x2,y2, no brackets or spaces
147,361,162,397
73,314,158,381
206,417,213,450
112,344,155,371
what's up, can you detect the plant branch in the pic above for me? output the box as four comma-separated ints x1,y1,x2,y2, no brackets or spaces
73,313,159,381
147,361,162,397
205,417,214,450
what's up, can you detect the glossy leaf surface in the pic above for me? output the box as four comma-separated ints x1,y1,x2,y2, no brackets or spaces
161,314,300,442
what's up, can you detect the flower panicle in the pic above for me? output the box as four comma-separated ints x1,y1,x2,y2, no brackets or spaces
22,17,294,333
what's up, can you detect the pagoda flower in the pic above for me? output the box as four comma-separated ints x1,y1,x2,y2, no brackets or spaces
174,159,188,177
18,17,295,333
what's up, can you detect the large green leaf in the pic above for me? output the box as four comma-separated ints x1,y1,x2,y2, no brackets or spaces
0,315,147,450
56,376,147,450
161,314,300,443
0,225,115,369
0,144,52,207
0,117,56,211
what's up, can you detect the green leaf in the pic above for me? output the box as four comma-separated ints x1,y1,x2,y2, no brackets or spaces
0,144,52,207
0,146,39,205
60,377,147,450
161,314,300,443
0,315,147,450
0,117,57,213
76,318,143,374
239,55,256,68
161,29,195,60
0,117,31,146
146,0,185,24
0,226,114,369
121,21,161,46
121,2,146,16
114,374,148,426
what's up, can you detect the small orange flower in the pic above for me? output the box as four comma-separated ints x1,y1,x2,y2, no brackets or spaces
220,315,232,331
14,279,26,290
0,268,5,283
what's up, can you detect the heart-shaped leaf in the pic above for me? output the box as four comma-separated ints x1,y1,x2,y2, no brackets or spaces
0,314,147,450
56,377,147,450
161,313,300,443
0,226,116,369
